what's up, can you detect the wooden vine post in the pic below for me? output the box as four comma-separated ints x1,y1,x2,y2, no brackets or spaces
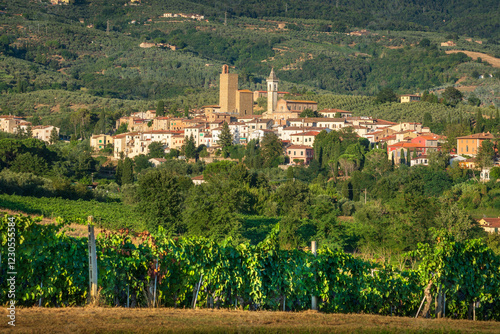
311,241,318,311
88,216,98,304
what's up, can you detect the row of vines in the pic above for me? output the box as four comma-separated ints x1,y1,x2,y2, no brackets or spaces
1,215,499,320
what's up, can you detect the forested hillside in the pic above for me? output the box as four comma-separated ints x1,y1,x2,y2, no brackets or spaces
0,0,499,137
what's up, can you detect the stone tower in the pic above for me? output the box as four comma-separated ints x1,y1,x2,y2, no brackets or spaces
219,64,238,114
267,68,279,113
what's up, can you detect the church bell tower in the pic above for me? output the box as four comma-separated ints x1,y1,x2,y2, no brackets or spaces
267,68,279,113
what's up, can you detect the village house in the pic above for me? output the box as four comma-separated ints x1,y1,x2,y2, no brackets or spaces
456,132,495,156
286,145,314,164
152,117,170,131
228,122,249,144
191,175,206,185
0,115,28,133
203,134,213,147
387,142,425,162
32,125,59,143
477,217,500,234
410,155,429,167
278,126,323,141
116,116,150,132
248,129,276,142
171,134,185,150
184,125,206,147
168,118,190,131
389,122,423,133
351,125,369,137
287,117,348,130
458,158,476,169
112,131,173,159
246,118,274,131
410,135,439,155
400,94,421,103
362,119,397,131
90,134,113,151
290,131,320,147
318,108,353,118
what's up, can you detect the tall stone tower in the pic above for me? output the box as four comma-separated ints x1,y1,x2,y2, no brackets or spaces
267,68,279,113
219,64,238,114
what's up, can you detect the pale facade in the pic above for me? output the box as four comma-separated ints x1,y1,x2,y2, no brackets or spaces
287,145,314,164
290,131,320,147
90,134,113,151
32,126,59,142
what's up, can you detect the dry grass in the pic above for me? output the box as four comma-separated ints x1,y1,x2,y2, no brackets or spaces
445,50,500,68
0,307,498,333
0,209,104,238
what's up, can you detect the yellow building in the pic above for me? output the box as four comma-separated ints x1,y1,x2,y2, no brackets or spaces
400,94,421,103
91,134,113,151
456,132,495,156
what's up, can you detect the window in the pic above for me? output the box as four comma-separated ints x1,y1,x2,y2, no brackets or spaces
466,145,468,152
301,151,303,155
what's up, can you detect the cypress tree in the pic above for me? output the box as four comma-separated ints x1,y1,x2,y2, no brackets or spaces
121,158,134,185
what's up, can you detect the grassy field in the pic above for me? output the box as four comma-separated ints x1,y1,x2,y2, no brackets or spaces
1,308,499,333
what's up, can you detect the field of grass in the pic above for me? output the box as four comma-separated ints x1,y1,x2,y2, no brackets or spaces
1,307,499,333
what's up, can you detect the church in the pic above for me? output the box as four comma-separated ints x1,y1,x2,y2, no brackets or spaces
263,68,318,124
218,65,317,122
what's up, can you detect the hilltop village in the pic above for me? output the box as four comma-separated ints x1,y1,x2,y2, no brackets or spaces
1,65,496,181
76,66,494,180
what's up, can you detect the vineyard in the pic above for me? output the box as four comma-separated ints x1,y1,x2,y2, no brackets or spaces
0,194,145,230
1,215,499,321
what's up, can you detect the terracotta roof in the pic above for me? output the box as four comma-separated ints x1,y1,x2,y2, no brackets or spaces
414,135,439,140
290,131,320,137
479,218,500,228
374,119,397,125
319,108,352,114
457,133,495,140
238,89,253,93
411,155,428,160
380,135,397,141
191,175,205,180
286,100,318,104
388,142,424,149
287,145,314,150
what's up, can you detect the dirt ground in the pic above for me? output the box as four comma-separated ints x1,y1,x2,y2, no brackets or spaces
0,307,498,333
445,50,500,68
